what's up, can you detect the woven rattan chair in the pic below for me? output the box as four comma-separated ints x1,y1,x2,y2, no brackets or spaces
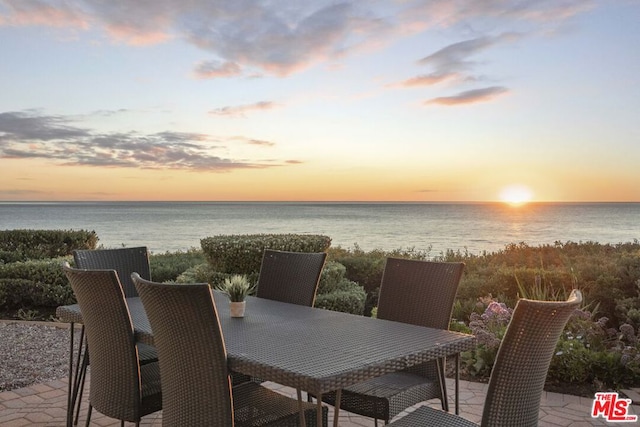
132,274,328,427
73,246,151,298
388,290,583,427
254,249,327,399
70,247,158,425
318,257,465,426
256,249,327,307
62,263,162,427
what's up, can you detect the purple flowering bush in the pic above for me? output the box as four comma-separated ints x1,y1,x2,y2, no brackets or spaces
462,297,513,377
548,309,640,388
461,295,640,389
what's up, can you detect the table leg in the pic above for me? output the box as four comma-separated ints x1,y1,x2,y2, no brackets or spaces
297,388,306,426
333,389,341,427
316,393,324,427
66,322,74,427
455,353,460,415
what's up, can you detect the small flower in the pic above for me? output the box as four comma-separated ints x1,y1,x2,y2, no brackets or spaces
620,323,637,344
475,329,501,349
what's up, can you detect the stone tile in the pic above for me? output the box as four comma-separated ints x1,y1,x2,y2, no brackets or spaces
29,383,54,393
539,413,576,426
0,418,33,427
0,411,22,424
24,412,54,423
0,390,21,401
21,393,45,404
0,376,616,427
39,388,66,399
2,398,31,409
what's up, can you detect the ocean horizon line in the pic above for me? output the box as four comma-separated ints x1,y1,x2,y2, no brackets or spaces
1,200,639,205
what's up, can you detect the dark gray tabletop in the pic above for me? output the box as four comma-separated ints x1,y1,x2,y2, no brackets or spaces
57,292,475,395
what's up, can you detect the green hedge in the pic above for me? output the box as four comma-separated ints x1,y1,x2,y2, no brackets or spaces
201,234,331,273
0,258,75,310
315,261,366,314
0,229,97,263
149,250,206,283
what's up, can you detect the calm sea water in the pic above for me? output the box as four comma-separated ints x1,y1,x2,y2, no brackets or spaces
0,202,638,256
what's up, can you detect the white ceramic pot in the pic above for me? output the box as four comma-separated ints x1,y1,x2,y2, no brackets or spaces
230,301,246,318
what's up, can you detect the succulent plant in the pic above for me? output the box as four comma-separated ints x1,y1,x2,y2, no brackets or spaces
216,274,255,302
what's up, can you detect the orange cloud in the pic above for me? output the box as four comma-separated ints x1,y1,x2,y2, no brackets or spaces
104,24,171,46
193,60,242,79
393,72,458,87
426,86,509,105
209,101,278,118
0,1,87,28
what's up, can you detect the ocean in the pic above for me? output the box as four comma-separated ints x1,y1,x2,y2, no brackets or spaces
0,202,638,256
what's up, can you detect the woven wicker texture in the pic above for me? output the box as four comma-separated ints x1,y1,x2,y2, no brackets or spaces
320,258,464,423
73,246,151,298
58,293,475,397
62,263,162,424
71,247,158,425
388,290,583,427
132,275,327,427
256,250,327,307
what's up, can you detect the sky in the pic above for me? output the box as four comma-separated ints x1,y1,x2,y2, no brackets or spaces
1,0,639,203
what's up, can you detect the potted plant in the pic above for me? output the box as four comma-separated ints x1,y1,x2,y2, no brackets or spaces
215,274,255,317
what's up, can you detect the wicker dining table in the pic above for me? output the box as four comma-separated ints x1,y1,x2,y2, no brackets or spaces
57,291,475,427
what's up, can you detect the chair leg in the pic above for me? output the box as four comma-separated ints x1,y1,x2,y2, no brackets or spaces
66,323,75,427
85,404,92,427
70,327,86,425
74,347,90,425
436,357,449,412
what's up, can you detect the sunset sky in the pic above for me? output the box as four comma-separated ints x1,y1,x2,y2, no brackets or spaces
1,0,639,202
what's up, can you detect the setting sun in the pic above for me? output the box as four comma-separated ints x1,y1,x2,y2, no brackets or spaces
499,185,534,206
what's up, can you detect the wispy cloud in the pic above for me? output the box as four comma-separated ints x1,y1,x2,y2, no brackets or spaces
388,33,521,105
0,0,88,28
392,73,460,88
209,101,278,118
425,86,509,105
193,60,242,79
418,33,521,75
0,1,591,79
0,111,290,171
247,139,276,147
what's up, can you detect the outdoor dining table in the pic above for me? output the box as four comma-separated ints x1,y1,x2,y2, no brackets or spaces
57,292,476,427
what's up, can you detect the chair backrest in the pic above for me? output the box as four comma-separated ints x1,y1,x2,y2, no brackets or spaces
132,274,233,426
481,290,582,427
73,246,150,298
376,258,465,330
62,262,143,421
256,249,327,307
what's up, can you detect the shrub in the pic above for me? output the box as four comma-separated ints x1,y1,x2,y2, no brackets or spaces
0,258,75,310
150,250,206,282
315,286,366,315
0,229,97,262
313,260,365,314
317,261,348,294
201,234,331,274
461,297,513,377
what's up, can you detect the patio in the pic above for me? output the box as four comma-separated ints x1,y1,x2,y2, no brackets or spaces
1,374,632,426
